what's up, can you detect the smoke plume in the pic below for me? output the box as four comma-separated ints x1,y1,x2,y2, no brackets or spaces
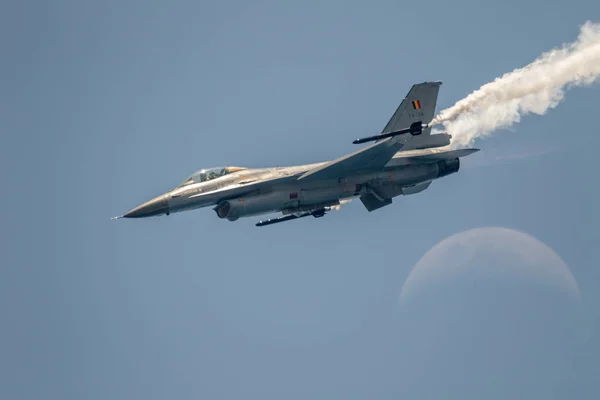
430,21,600,147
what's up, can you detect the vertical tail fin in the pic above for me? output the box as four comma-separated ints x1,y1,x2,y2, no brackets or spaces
381,81,441,136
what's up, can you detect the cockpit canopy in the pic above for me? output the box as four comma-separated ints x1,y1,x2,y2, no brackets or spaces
177,166,247,187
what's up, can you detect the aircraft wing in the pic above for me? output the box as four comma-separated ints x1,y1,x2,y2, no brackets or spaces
297,136,407,181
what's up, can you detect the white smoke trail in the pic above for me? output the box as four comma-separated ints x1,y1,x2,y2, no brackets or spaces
430,21,600,148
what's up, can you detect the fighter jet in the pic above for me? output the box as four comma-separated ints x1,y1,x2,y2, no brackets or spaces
113,81,479,226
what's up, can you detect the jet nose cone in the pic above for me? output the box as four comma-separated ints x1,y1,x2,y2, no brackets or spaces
123,195,170,218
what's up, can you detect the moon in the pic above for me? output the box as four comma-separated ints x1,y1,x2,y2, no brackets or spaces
400,226,581,304
395,227,583,398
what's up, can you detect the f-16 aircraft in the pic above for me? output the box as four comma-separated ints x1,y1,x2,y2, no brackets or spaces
113,81,479,226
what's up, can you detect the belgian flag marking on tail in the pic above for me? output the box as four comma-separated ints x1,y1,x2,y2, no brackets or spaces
412,100,422,110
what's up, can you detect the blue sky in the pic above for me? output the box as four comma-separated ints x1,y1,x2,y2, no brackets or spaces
1,1,599,399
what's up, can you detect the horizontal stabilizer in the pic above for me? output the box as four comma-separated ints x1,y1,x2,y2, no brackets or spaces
359,180,433,212
360,194,392,212
386,148,479,167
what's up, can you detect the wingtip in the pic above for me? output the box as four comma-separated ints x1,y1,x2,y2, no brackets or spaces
111,215,123,220
464,148,481,155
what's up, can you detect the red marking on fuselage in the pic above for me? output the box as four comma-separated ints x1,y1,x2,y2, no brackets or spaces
389,171,393,183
